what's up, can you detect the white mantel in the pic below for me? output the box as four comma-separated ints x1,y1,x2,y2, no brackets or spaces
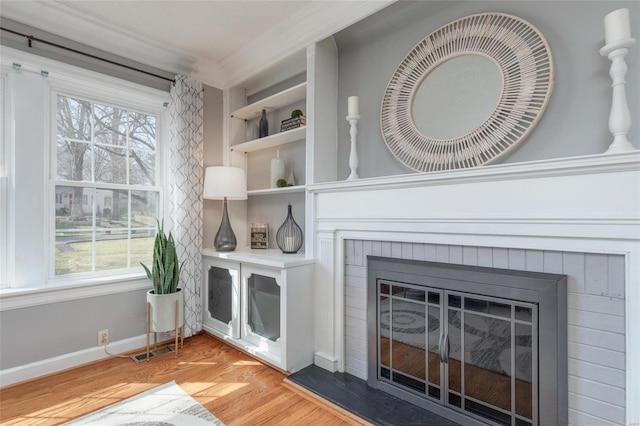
308,151,640,425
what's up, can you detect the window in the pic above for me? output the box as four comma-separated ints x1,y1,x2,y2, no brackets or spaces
54,94,160,276
1,49,168,291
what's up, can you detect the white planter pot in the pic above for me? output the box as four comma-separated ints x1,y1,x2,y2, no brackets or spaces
147,289,184,333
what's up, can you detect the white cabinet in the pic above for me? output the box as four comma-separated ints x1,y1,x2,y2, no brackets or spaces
202,248,315,372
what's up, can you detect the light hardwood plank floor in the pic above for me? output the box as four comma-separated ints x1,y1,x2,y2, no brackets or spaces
0,333,363,425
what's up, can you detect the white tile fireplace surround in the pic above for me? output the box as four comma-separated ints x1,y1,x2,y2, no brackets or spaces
308,152,640,426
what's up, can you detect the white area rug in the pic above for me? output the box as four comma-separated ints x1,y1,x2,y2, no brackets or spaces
64,381,224,425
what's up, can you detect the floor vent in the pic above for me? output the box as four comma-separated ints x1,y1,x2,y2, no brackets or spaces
130,345,174,363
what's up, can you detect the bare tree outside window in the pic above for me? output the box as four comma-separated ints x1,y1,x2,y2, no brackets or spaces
55,95,160,276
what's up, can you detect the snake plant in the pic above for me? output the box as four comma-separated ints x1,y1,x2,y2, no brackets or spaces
141,220,182,294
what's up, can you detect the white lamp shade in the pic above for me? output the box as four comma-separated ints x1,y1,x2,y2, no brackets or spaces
203,166,247,200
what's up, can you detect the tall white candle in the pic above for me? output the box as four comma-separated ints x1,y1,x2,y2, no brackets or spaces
604,8,631,45
348,96,359,116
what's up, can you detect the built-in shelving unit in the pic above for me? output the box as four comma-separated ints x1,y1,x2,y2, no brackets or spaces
204,37,339,375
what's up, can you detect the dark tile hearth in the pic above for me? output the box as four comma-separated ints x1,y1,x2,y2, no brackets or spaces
287,365,460,426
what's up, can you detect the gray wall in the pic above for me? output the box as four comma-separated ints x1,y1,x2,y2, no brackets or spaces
0,291,147,369
335,1,640,179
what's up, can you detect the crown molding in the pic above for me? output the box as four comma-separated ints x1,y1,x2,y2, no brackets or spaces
217,1,395,88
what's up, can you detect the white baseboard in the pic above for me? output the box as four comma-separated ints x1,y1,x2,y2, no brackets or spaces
0,334,147,387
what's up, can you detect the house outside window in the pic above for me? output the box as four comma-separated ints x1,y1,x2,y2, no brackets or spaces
54,94,161,276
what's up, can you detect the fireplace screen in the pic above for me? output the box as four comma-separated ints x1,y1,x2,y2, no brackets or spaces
368,257,566,426
378,280,538,425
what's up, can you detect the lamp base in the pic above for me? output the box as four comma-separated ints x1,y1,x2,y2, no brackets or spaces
214,198,237,251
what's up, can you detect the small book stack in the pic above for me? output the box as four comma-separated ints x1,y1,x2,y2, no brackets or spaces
250,223,269,249
280,116,306,132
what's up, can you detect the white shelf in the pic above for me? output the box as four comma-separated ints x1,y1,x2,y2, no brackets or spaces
247,185,306,196
231,82,307,121
231,126,306,153
202,247,314,268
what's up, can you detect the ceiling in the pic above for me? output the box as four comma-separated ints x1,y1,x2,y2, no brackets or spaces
0,0,394,88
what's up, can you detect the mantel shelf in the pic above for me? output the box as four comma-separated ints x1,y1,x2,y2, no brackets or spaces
231,82,307,121
231,126,306,153
307,151,640,194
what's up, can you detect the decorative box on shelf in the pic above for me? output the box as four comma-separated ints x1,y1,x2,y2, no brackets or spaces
280,116,306,132
250,223,269,249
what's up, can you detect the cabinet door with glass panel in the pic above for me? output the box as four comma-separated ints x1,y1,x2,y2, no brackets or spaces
202,257,241,339
240,264,283,360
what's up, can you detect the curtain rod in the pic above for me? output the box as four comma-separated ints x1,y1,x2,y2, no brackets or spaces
1,27,176,83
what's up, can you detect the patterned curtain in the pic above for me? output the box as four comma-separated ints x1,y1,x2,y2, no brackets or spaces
168,76,204,337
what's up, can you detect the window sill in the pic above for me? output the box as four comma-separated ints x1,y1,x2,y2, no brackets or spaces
0,273,151,311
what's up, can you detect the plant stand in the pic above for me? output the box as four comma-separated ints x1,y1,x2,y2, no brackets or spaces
146,300,184,361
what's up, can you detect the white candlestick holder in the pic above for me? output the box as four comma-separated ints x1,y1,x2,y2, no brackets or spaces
346,114,360,180
600,38,637,154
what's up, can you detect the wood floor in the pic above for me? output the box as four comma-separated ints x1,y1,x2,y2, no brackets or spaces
0,333,363,425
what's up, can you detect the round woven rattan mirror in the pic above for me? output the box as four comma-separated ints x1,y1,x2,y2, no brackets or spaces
380,12,553,172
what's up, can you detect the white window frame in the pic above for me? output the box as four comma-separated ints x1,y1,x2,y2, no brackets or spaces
0,67,9,289
0,47,170,308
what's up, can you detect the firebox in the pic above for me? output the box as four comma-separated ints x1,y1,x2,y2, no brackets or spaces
367,256,567,426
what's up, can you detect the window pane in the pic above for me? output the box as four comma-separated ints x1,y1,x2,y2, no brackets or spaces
94,146,127,184
104,190,129,223
131,190,158,228
95,189,118,220
57,96,91,141
55,186,95,275
130,149,156,185
56,138,91,181
131,235,155,271
130,190,156,267
55,186,94,225
95,231,129,271
129,112,156,186
94,104,127,146
55,229,94,275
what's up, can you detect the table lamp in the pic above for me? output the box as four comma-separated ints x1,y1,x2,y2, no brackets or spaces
203,166,247,251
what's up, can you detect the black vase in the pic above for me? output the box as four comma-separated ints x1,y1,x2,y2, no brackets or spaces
276,203,303,254
259,109,268,138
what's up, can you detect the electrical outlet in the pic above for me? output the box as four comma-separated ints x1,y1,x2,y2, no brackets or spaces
98,329,109,346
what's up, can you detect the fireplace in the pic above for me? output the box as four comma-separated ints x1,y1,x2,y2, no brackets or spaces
309,153,639,424
367,256,567,425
